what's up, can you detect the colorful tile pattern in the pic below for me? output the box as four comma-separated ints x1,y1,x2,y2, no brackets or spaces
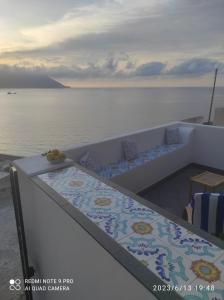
38,166,224,298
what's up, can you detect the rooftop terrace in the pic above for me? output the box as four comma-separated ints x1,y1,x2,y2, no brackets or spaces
8,121,224,300
140,164,224,218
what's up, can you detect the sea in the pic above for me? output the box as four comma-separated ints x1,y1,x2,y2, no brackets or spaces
0,87,224,156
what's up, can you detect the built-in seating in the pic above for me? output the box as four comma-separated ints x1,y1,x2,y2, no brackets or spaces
97,143,183,179
65,123,195,193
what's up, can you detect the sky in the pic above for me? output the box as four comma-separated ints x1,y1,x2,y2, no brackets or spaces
0,0,224,87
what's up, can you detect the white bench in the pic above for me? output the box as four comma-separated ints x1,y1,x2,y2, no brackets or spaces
65,123,195,193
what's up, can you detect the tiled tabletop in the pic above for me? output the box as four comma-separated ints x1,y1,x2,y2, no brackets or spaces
38,166,224,300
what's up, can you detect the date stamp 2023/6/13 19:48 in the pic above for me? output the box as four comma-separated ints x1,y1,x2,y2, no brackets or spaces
152,284,215,293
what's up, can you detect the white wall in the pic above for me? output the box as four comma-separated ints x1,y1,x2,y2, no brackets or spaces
186,123,224,170
14,122,224,300
64,122,180,166
63,122,195,193
114,145,192,193
18,171,156,300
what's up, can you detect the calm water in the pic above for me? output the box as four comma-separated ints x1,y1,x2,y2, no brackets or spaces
0,87,223,156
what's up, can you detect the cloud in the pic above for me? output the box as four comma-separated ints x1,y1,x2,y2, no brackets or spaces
1,0,160,53
1,56,223,82
3,0,223,66
0,56,165,80
1,0,223,87
0,60,119,80
135,62,165,76
167,58,224,76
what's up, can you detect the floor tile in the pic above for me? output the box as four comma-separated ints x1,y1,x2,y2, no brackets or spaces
152,216,224,262
119,233,193,290
39,165,224,299
174,231,224,262
152,216,189,246
39,166,114,197
71,189,128,223
97,205,161,241
213,254,224,283
97,212,133,240
121,199,161,222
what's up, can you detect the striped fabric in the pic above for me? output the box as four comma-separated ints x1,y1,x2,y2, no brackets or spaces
191,193,224,236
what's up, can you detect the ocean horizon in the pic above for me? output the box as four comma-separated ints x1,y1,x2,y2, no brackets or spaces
0,86,224,157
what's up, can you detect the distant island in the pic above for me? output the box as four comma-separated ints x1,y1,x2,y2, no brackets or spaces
0,71,68,88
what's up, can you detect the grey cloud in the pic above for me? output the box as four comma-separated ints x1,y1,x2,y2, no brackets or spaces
1,57,223,81
4,0,224,61
45,54,137,78
46,60,166,79
0,0,101,27
0,60,120,80
135,62,165,76
167,58,224,76
0,57,164,80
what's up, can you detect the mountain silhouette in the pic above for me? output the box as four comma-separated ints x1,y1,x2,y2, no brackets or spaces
0,68,67,88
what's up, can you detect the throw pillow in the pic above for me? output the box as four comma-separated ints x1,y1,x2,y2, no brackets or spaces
122,139,138,161
165,127,180,145
79,152,96,170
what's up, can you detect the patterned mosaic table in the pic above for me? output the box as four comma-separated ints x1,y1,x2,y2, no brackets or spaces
38,166,224,300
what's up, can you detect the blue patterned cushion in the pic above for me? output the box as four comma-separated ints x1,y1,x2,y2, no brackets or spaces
97,144,183,179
